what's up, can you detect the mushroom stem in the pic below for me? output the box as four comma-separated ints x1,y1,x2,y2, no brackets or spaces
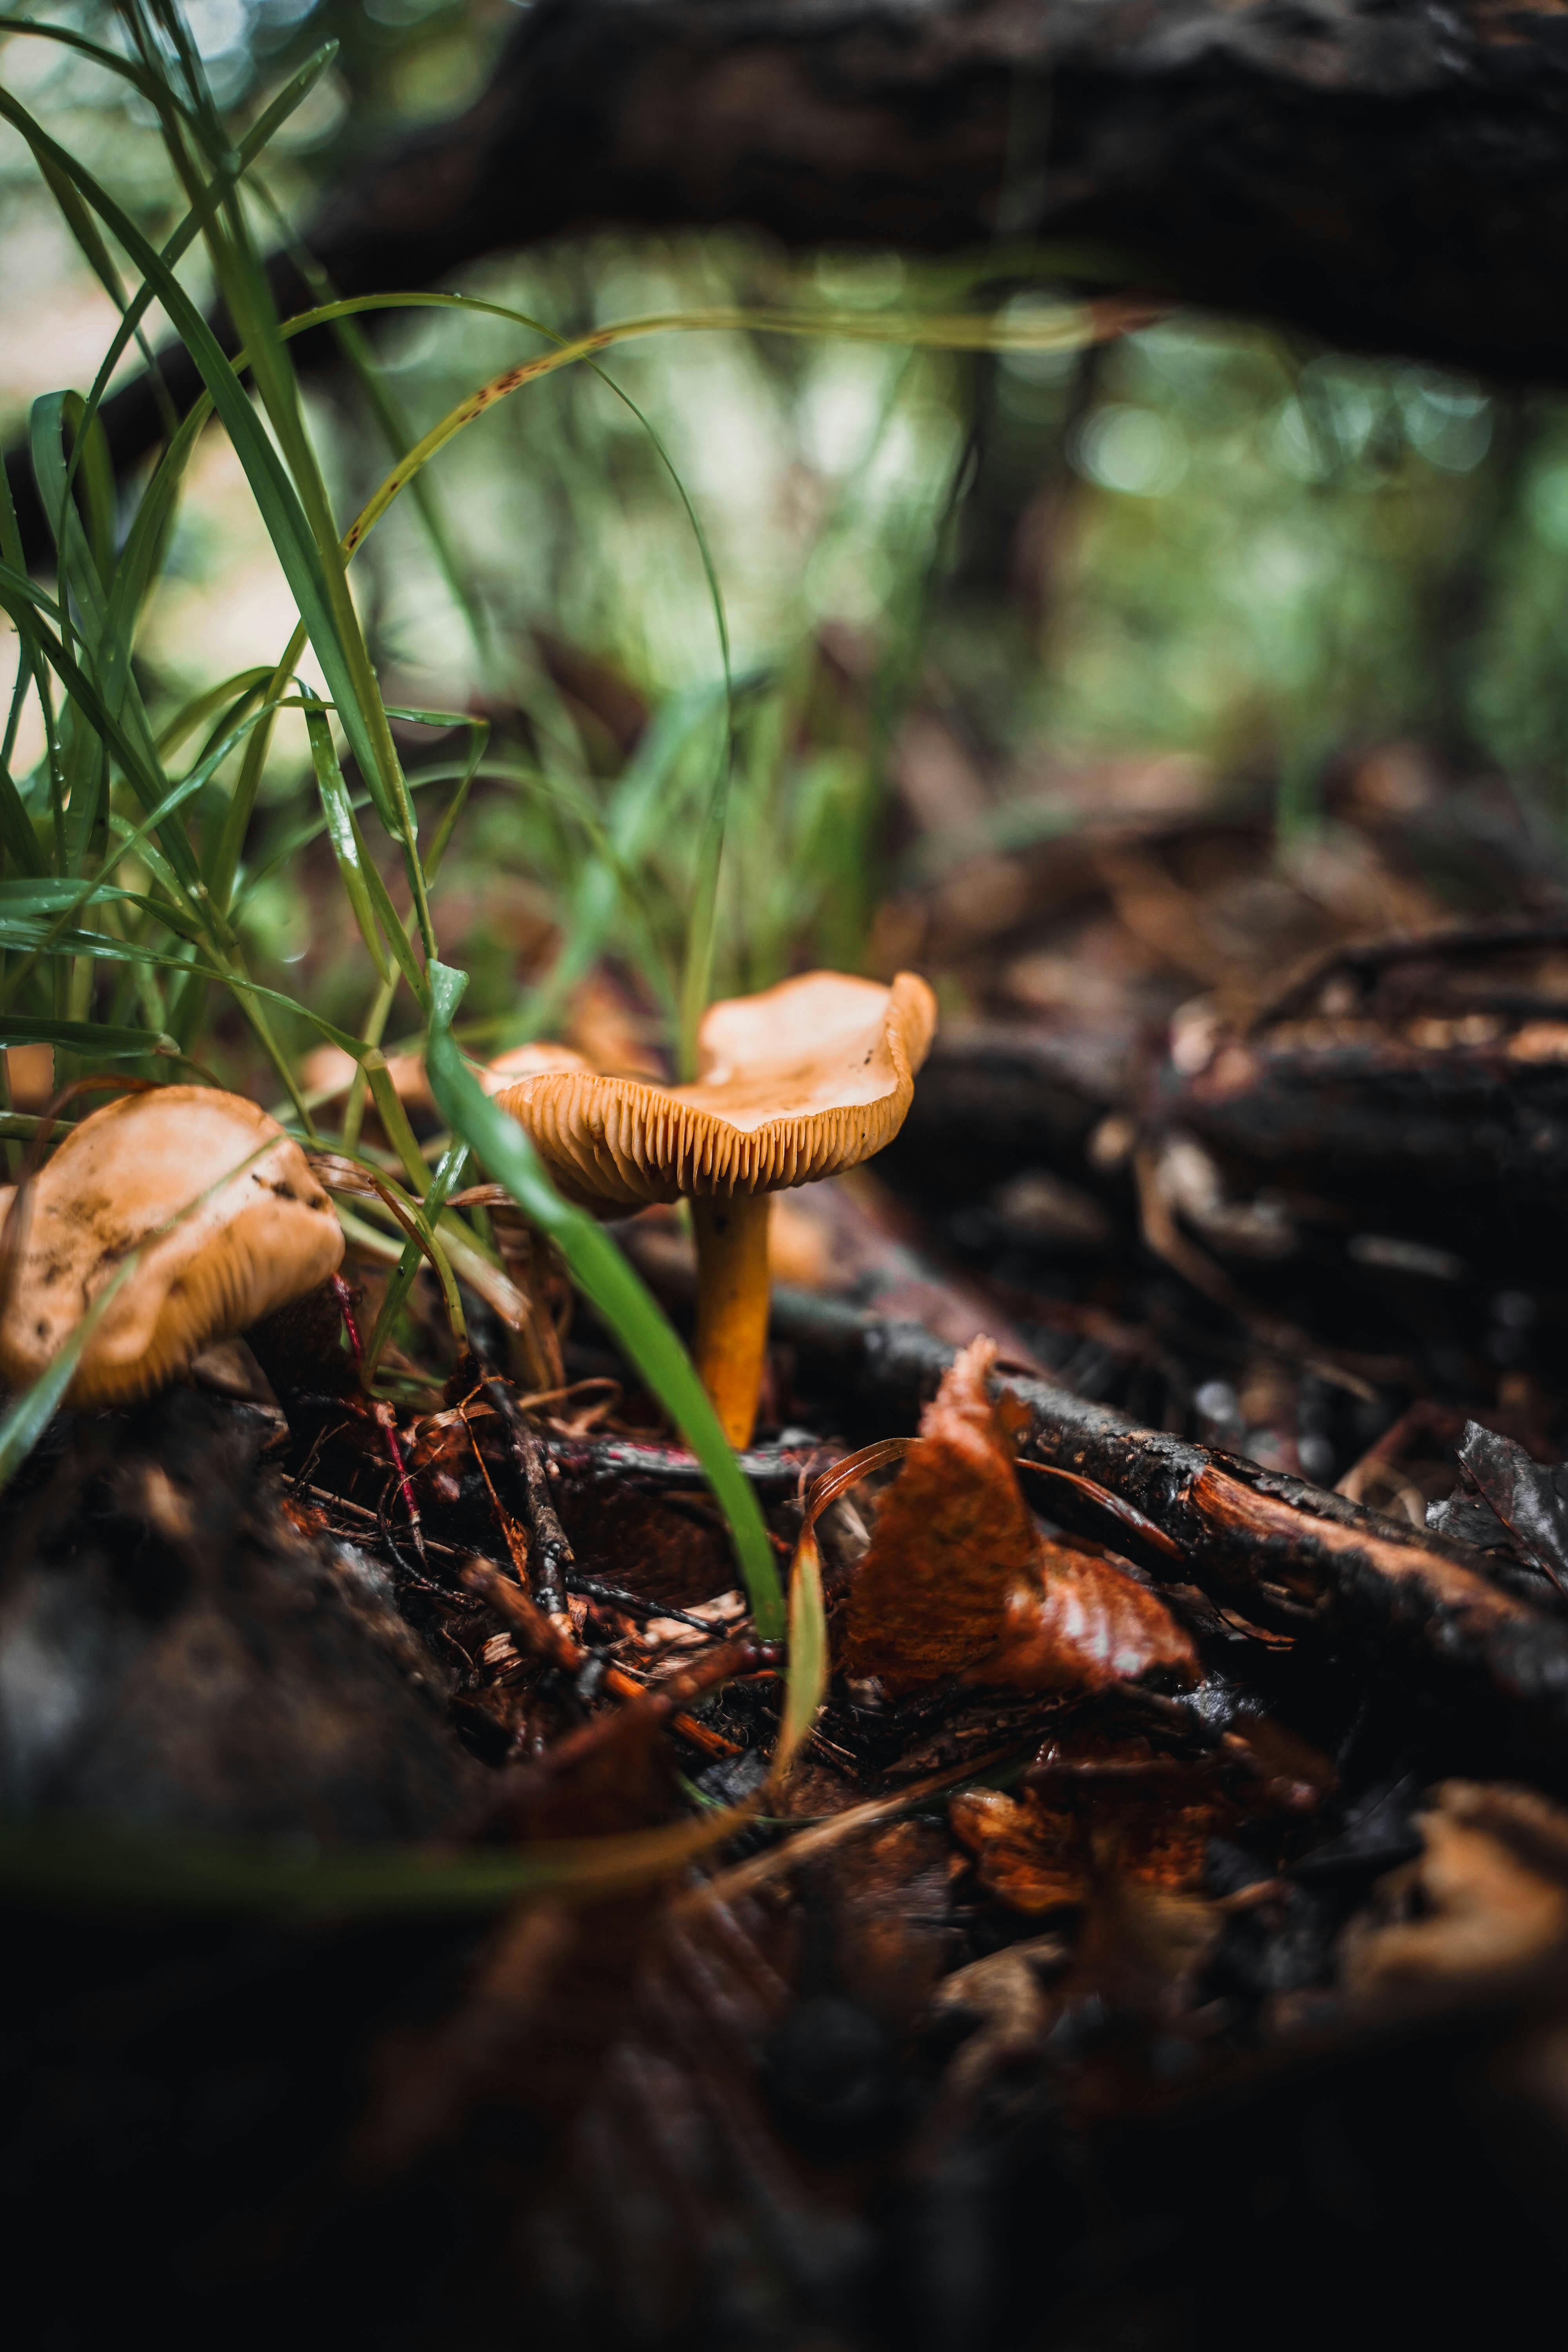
690,1192,772,1449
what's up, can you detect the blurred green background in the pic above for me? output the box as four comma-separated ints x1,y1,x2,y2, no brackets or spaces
5,0,1568,1059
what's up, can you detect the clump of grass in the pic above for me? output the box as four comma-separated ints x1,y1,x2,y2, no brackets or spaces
0,5,1127,1669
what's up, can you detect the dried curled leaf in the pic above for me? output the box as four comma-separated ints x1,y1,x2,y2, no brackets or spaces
838,1338,1036,1695
949,1788,1091,1916
837,1339,1196,1697
1341,1779,1568,1993
950,1751,1219,1920
964,1537,1199,1694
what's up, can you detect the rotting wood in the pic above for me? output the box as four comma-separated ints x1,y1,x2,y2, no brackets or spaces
774,1287,1568,1767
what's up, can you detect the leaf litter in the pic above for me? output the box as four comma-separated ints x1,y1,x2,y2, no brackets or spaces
20,902,1568,2341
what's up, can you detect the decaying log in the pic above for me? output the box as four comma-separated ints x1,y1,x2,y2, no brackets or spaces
1152,922,1568,1276
16,0,1568,559
774,1287,1568,1768
398,0,1568,382
877,1025,1120,1205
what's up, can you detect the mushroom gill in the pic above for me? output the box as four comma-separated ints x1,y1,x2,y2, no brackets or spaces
487,969,937,1446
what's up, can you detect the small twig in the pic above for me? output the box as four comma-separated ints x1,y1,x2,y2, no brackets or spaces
538,1431,822,1495
566,1575,723,1635
1336,1401,1467,1505
677,1746,1025,1914
297,1481,465,1571
331,1270,364,1358
1016,1456,1187,1564
485,1375,575,1617
464,1554,744,1758
458,1401,533,1585
373,1401,428,1565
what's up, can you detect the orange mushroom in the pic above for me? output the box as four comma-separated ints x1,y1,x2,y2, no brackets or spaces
0,1086,343,1407
486,970,937,1447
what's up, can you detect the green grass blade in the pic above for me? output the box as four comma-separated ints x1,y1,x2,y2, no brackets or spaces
0,1013,174,1056
302,699,397,989
0,1797,757,1918
0,88,428,955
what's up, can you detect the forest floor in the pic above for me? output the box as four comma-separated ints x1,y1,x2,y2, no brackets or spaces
8,734,1568,2350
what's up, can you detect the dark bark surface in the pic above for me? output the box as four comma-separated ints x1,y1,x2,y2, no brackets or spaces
301,0,1568,383
15,0,1568,557
775,1286,1568,1770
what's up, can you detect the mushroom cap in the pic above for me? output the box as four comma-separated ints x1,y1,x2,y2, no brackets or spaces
479,1041,592,1094
486,970,938,1211
302,1043,434,1117
0,1086,344,1407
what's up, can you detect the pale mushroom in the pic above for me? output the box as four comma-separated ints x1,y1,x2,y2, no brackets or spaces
300,1040,586,1120
302,1042,434,1119
486,970,937,1447
0,1086,344,1406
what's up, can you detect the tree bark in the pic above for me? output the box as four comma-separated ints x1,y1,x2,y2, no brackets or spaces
298,0,1568,384
15,1,1568,557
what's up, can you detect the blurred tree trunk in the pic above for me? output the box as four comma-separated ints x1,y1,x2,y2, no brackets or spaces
17,0,1568,556
306,0,1568,383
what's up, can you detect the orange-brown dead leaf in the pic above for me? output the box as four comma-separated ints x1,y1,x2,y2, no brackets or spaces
838,1338,1037,1695
837,1340,1196,1699
952,1728,1225,1918
1340,1779,1568,1994
964,1537,1199,1694
950,1788,1091,1915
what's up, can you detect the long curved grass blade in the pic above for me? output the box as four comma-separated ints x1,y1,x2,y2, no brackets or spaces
0,701,288,1011
0,561,204,900
0,88,433,964
302,698,401,991
363,1136,469,1380
0,1014,174,1056
155,669,275,760
234,764,457,909
0,13,193,111
122,277,1123,926
0,1797,757,1920
363,1052,433,1195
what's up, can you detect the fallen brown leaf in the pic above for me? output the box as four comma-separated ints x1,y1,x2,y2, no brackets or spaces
838,1338,1036,1695
950,1787,1090,1916
1341,1779,1568,1993
838,1339,1196,1697
965,1537,1199,1693
951,1728,1227,1919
